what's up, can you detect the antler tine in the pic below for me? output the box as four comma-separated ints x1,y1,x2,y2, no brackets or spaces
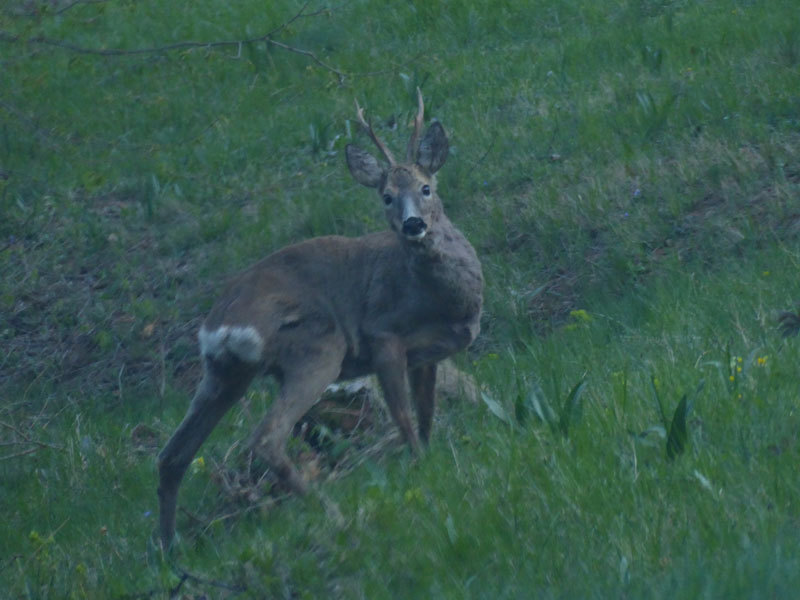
354,98,396,166
405,87,425,163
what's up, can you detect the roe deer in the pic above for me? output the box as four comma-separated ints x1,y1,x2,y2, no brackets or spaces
157,90,483,548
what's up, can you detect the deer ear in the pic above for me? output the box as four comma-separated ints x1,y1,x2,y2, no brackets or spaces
346,145,385,189
416,121,448,174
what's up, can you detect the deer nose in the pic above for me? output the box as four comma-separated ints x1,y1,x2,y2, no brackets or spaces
402,217,427,238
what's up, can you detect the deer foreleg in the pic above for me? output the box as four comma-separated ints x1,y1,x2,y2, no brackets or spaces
409,363,437,445
372,335,421,454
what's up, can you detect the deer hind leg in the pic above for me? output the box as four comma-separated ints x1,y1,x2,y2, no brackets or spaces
248,344,345,496
409,363,437,445
157,362,256,549
372,335,421,455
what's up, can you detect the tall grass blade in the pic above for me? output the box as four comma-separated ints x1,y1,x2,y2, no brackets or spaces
725,343,733,382
649,374,668,429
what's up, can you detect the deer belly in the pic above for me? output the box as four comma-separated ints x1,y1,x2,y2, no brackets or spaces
338,354,374,380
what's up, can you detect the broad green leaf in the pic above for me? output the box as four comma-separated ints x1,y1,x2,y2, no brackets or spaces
666,394,692,460
445,514,457,544
514,394,529,426
527,383,557,427
559,377,587,438
481,392,511,424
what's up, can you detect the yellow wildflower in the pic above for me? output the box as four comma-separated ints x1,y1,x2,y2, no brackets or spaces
569,309,592,323
190,456,205,474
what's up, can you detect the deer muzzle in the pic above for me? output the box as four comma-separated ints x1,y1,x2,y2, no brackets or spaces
402,216,427,240
401,201,427,240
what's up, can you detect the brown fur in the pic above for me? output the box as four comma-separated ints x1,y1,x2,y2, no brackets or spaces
157,91,483,549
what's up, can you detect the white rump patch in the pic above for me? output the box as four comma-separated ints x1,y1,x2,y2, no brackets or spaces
199,325,264,364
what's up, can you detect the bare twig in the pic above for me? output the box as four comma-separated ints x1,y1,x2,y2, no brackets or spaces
54,0,110,16
329,429,402,476
263,37,344,79
0,420,62,451
0,5,426,82
1,447,42,461
30,518,70,557
199,492,288,536
2,0,109,18
177,506,207,527
0,100,59,147
0,3,346,79
169,565,247,597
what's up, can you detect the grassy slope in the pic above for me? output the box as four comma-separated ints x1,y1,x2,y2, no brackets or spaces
1,0,799,597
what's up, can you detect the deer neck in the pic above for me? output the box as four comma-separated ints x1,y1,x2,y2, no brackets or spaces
402,213,483,317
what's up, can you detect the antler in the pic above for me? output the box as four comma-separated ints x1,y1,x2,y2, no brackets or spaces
406,87,425,162
354,98,396,166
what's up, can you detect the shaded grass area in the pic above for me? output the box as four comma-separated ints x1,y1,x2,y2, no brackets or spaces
1,0,799,596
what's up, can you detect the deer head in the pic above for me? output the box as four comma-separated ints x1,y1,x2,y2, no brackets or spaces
346,89,449,242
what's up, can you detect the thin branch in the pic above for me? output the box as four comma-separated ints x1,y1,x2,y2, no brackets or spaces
265,37,345,79
0,100,59,147
55,0,111,16
0,420,62,451
0,4,424,80
199,493,289,537
1,447,41,461
2,0,110,18
169,565,247,596
29,518,70,557
0,416,62,460
177,506,207,526
0,3,346,79
256,1,331,40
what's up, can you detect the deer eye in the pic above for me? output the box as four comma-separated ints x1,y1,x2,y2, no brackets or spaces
421,185,431,197
382,194,393,205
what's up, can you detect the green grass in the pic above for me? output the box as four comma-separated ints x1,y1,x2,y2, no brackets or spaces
1,0,799,597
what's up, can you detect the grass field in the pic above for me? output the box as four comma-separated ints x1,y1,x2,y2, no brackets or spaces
2,0,799,597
